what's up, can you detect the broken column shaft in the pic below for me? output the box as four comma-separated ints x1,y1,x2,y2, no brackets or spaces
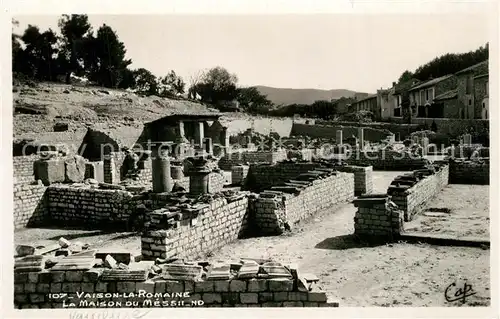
151,143,173,193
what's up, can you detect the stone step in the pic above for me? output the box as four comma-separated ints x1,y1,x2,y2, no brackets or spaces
100,269,148,281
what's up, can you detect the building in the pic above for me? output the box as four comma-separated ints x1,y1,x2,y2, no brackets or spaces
428,60,489,119
350,94,378,118
455,60,489,119
407,74,458,118
392,79,420,119
377,87,395,120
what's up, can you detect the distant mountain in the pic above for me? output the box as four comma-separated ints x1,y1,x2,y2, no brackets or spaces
255,85,370,106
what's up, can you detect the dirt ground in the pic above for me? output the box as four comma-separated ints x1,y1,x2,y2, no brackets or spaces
404,184,490,239
14,171,491,307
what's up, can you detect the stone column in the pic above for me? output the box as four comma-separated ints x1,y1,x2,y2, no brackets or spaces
178,121,186,140
463,134,472,145
151,143,173,193
188,168,211,196
221,127,229,147
103,153,119,184
194,121,204,147
203,137,213,155
336,130,343,145
358,127,365,149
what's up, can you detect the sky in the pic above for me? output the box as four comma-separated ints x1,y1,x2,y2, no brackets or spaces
13,14,490,93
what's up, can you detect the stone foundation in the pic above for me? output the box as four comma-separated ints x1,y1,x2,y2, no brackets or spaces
246,162,321,192
353,195,404,239
231,165,249,186
218,149,287,170
388,163,449,221
14,182,47,229
345,149,429,170
14,155,39,185
450,159,489,185
141,196,250,260
336,165,373,196
13,258,338,309
254,171,355,235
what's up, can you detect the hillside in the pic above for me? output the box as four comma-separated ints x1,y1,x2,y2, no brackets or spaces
255,85,368,106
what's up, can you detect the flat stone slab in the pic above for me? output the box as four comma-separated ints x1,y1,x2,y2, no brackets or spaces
100,269,149,281
161,264,203,281
15,255,46,272
205,263,231,280
259,262,293,278
237,261,259,279
95,251,134,265
50,254,96,271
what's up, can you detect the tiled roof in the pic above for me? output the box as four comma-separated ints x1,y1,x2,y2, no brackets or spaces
455,60,488,75
409,75,454,91
352,93,377,104
433,89,458,101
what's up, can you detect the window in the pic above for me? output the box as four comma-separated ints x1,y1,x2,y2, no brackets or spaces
426,89,429,100
486,81,489,95
483,103,485,109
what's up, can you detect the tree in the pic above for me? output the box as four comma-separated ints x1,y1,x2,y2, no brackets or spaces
158,70,185,97
193,66,239,104
16,25,61,81
58,14,92,83
86,24,132,88
133,68,158,95
237,87,272,113
398,70,414,84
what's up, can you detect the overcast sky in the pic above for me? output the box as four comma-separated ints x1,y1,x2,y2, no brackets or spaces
14,14,490,93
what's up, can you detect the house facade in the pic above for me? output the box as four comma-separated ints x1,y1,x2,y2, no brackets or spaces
377,87,395,120
407,74,458,118
350,94,379,119
455,61,489,119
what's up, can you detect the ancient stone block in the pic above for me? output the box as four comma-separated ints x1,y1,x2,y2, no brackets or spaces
34,159,65,185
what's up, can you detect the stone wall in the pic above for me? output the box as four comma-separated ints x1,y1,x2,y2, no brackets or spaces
13,182,47,229
450,159,489,185
218,149,288,171
141,196,250,260
290,123,391,142
253,171,355,235
14,155,39,185
345,149,429,170
353,195,404,239
388,164,449,221
231,165,249,186
208,172,226,193
245,162,321,192
46,186,136,228
336,165,373,196
13,257,337,309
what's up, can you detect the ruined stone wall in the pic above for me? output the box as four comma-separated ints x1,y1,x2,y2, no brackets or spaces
142,197,250,260
388,164,449,221
254,172,355,235
46,186,136,228
218,149,287,171
231,165,249,186
290,123,391,142
336,165,373,196
450,159,489,185
246,162,321,192
345,149,429,170
353,195,404,238
14,182,47,229
14,155,39,185
13,260,337,309
208,172,226,193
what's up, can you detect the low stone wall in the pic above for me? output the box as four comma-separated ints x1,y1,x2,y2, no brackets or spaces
353,195,404,239
287,149,313,161
245,162,321,192
218,149,287,171
14,257,337,309
46,185,136,228
336,165,373,196
388,164,449,221
450,159,489,185
345,149,429,170
254,171,355,235
14,155,39,185
291,123,392,142
208,172,226,193
141,196,250,260
231,165,249,186
14,182,47,229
